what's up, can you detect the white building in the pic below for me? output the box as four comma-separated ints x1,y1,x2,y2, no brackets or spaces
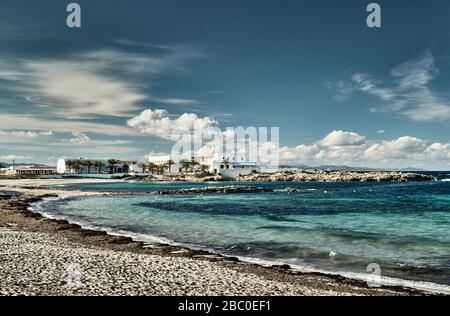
1,166,57,176
57,158,144,175
148,155,182,174
148,154,260,179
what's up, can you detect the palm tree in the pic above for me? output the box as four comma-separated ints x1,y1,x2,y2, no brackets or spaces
166,159,175,174
222,158,230,170
147,162,157,175
157,164,166,175
108,159,118,174
139,163,147,173
190,157,200,172
65,160,74,174
82,160,93,174
199,164,210,176
122,164,130,174
180,159,191,174
73,160,81,174
95,161,104,174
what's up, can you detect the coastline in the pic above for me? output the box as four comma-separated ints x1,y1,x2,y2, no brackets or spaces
0,179,445,296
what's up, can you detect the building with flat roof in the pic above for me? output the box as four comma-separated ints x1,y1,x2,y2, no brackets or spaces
147,154,260,178
7,166,57,176
57,158,144,175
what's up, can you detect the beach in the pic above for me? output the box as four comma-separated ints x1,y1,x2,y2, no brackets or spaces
0,178,440,296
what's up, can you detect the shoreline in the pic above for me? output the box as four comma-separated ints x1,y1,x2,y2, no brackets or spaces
0,179,446,296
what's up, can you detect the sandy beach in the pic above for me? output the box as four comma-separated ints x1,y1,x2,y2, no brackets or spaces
0,178,438,296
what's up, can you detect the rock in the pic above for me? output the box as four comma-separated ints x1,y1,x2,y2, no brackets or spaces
154,186,274,195
235,170,436,183
108,236,134,244
272,264,292,270
80,229,108,237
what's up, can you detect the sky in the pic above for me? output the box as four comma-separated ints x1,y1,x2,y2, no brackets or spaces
1,0,450,169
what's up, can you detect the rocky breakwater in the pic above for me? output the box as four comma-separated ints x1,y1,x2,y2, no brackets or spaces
236,170,437,183
154,185,274,195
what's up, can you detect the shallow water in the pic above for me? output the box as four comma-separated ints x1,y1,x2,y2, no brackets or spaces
39,180,450,287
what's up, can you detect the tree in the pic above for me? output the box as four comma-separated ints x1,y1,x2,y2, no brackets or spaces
95,161,104,174
82,160,93,174
147,162,157,175
65,160,74,174
139,163,147,173
157,164,166,175
73,160,81,174
190,157,200,172
180,159,191,174
122,163,130,174
200,164,210,174
222,158,230,170
108,159,118,174
166,159,175,174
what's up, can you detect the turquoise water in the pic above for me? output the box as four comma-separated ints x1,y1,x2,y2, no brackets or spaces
39,180,450,286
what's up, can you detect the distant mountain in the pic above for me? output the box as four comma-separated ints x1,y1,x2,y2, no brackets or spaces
281,164,432,172
283,164,381,171
399,167,427,172
314,165,380,171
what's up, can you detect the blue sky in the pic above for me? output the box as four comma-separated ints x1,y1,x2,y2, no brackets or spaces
1,0,450,169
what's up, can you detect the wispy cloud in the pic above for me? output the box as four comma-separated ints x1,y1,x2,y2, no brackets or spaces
331,52,450,121
0,130,53,138
155,98,200,105
0,46,203,119
2,52,147,118
0,155,33,160
0,114,138,136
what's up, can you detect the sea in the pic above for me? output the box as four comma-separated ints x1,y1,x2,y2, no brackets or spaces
33,171,450,292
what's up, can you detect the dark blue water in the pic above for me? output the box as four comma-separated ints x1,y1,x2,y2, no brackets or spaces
39,179,450,288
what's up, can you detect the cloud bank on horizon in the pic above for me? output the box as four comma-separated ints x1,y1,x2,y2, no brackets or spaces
125,108,450,169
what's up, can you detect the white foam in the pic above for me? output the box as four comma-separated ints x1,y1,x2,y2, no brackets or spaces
231,255,450,295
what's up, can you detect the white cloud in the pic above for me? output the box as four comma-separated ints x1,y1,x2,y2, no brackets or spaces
332,52,450,121
128,107,450,169
364,137,427,160
318,130,366,147
69,132,90,144
279,130,450,169
127,109,218,142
